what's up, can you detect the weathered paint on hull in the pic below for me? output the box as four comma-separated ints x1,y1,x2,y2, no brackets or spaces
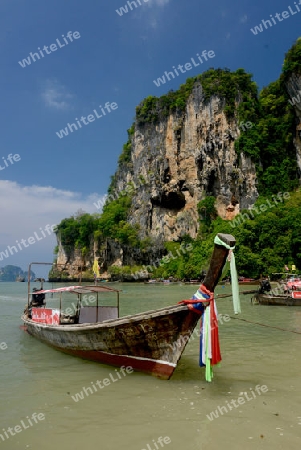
44,346,175,379
22,304,200,379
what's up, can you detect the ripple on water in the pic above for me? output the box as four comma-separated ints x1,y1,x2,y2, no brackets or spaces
0,283,301,450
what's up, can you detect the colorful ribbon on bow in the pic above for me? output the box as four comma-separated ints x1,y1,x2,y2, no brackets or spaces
179,284,221,382
178,237,241,381
214,235,241,315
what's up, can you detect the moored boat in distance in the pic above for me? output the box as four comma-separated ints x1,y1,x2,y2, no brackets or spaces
16,275,25,282
21,233,235,379
238,277,259,285
252,292,301,306
286,277,301,291
252,279,301,306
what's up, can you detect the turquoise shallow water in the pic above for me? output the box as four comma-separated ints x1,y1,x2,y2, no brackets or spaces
0,282,301,450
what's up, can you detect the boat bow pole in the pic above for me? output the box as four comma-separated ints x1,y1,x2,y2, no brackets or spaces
180,233,239,381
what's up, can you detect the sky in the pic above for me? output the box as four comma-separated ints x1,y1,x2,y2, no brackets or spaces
0,0,300,274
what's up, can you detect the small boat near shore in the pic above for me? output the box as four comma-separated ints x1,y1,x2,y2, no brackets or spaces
286,279,301,291
21,233,236,379
16,275,25,282
252,291,301,306
144,279,178,285
252,280,301,306
238,277,259,285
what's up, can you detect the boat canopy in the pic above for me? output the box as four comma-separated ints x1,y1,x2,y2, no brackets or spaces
31,285,120,295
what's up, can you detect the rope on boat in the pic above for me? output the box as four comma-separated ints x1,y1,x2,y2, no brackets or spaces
228,315,301,335
179,284,221,382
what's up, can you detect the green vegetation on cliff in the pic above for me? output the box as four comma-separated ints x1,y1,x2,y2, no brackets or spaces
234,39,301,194
150,190,301,279
55,195,142,259
135,58,299,195
54,190,301,280
235,78,297,194
136,68,258,124
282,37,301,81
54,39,301,279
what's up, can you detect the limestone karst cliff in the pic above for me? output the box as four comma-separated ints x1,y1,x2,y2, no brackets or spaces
285,72,301,171
53,40,301,279
112,79,258,244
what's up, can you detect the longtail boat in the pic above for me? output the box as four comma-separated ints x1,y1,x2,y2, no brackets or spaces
21,233,236,380
286,279,301,291
238,278,259,285
252,291,301,306
252,279,301,306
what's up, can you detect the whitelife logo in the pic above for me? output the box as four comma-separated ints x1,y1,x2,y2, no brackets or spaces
229,192,290,228
250,2,301,35
0,153,21,171
206,385,268,421
153,50,215,87
93,177,148,210
0,412,45,443
289,90,301,106
131,243,194,279
71,366,133,402
0,342,8,351
18,31,81,68
116,0,149,16
141,436,171,450
55,101,118,139
0,224,56,261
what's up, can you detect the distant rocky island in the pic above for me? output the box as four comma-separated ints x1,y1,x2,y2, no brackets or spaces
0,265,36,282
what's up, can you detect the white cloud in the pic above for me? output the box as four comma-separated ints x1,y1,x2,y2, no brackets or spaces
150,0,170,5
0,180,105,270
41,79,74,110
240,15,248,23
150,18,158,29
141,0,170,29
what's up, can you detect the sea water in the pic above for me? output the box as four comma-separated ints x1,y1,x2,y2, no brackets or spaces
0,282,300,450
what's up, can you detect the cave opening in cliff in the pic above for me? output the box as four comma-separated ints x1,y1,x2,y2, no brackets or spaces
151,191,186,210
163,167,171,183
207,170,219,195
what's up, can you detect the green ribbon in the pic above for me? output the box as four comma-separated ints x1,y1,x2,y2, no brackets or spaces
204,307,213,382
214,235,241,314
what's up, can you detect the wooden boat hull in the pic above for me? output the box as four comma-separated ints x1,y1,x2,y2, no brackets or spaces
22,232,236,379
252,293,301,306
22,304,200,379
